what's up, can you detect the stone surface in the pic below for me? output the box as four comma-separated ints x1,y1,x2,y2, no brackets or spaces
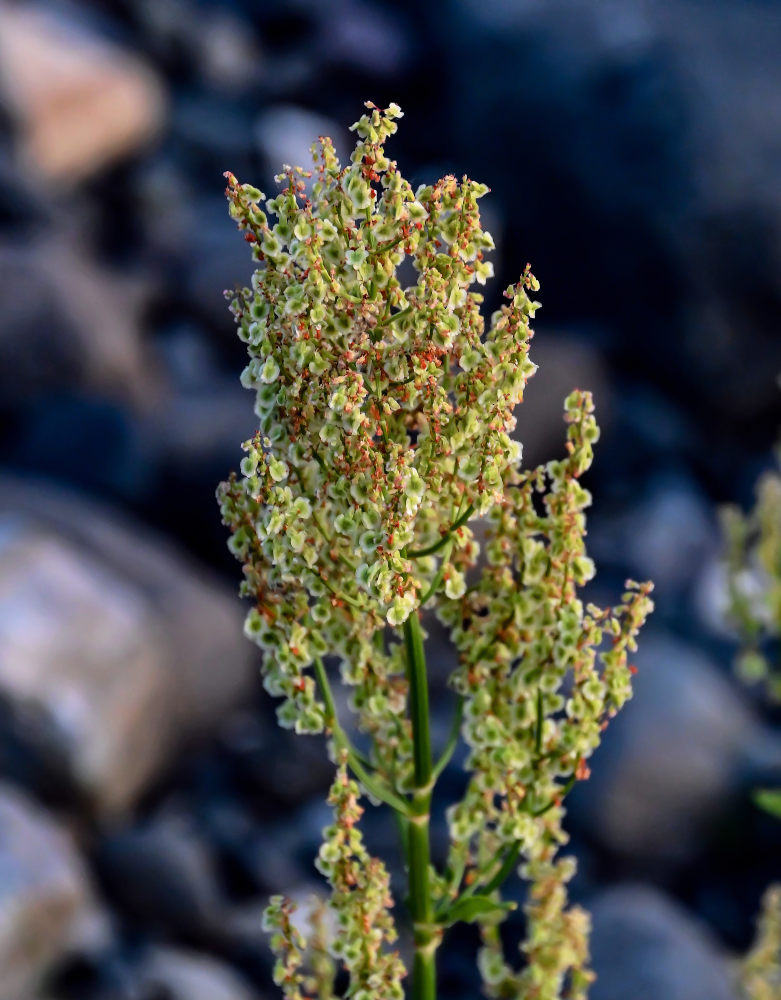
141,947,256,1000
591,473,717,601
96,815,225,941
0,4,166,185
589,884,738,1000
571,632,781,863
0,240,155,408
0,476,255,815
0,783,94,1000
449,0,781,423
513,332,611,468
255,105,344,183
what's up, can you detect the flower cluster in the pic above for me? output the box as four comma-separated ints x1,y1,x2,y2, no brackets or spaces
217,101,537,735
436,391,653,998
478,857,592,1000
723,442,781,700
264,756,405,1000
219,102,653,1000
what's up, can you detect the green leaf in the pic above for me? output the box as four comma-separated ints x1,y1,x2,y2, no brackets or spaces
439,894,515,927
753,788,781,820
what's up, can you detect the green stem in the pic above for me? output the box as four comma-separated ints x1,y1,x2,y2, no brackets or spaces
432,696,463,781
370,233,407,256
404,612,440,1000
313,657,410,815
374,304,412,330
418,539,454,607
530,773,578,817
405,505,474,559
437,842,520,919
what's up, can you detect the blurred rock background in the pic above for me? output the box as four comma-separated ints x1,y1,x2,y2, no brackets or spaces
0,0,779,997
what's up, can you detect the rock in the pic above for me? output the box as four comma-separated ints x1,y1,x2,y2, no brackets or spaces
141,948,256,1000
0,783,94,999
570,632,781,864
255,106,345,183
0,508,169,816
179,195,257,334
0,240,155,409
589,884,738,1000
0,4,166,185
590,472,717,602
693,555,737,643
220,710,333,809
513,332,611,468
96,815,225,942
315,1,411,77
189,11,263,93
0,695,80,810
0,476,255,815
447,0,781,430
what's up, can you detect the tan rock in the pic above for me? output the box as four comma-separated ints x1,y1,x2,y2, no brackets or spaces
0,239,157,408
513,332,611,468
0,783,94,1000
0,4,166,184
0,476,255,816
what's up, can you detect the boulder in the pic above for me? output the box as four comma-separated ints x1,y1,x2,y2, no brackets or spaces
0,783,94,1000
589,884,738,1000
570,632,781,864
141,948,256,1000
0,476,255,815
96,815,225,942
0,239,155,409
0,4,166,185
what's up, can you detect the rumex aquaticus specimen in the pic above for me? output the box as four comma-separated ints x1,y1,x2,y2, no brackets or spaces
723,438,781,702
722,424,781,984
217,102,654,1000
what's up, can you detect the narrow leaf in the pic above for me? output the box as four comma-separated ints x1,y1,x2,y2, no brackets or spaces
754,788,781,820
439,894,515,927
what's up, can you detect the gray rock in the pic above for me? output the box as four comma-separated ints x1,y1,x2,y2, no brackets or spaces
0,240,155,408
513,332,611,469
693,555,738,643
589,884,738,1000
141,947,256,1000
571,632,781,863
449,0,781,419
315,1,410,76
0,477,255,815
591,473,717,598
255,106,345,184
0,783,94,1000
97,815,225,941
189,11,264,93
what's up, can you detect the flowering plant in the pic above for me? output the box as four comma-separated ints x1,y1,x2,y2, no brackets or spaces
218,102,653,1000
723,441,781,703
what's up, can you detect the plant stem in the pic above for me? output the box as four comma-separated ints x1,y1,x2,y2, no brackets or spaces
405,505,475,559
313,657,410,815
404,611,440,1000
